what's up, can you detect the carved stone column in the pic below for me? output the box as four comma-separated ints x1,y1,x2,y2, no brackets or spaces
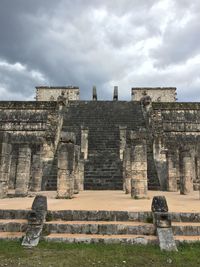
30,148,43,192
180,149,193,195
113,86,118,101
0,133,11,198
153,138,168,191
123,146,131,194
119,126,127,161
8,148,18,190
74,145,80,194
81,126,89,160
78,152,85,191
130,130,148,199
15,145,31,196
92,86,97,101
166,150,178,192
57,133,76,199
40,142,54,190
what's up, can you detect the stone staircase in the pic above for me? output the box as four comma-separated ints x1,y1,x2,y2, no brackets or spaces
62,101,146,190
44,100,162,191
1,210,200,245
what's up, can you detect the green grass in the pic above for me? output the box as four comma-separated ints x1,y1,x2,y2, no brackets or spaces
0,241,200,267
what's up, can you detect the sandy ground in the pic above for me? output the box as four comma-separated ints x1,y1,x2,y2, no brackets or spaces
1,190,200,213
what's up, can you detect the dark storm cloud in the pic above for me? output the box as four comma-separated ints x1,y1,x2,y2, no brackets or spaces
0,0,199,101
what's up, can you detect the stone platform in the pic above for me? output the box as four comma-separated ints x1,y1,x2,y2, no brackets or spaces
0,190,200,213
1,190,200,246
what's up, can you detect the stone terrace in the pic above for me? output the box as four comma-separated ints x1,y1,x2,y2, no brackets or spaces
1,191,200,212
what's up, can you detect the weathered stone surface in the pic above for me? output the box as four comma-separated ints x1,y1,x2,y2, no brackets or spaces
113,86,118,101
157,228,178,251
0,87,200,194
153,212,171,228
22,195,47,247
0,133,11,198
57,141,75,199
131,179,147,199
92,86,97,101
180,150,193,195
32,195,47,212
151,196,168,213
15,145,31,197
81,127,88,160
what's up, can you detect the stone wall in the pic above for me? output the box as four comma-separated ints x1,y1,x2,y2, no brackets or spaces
0,101,62,197
36,86,80,101
132,87,176,102
148,102,200,192
1,86,200,195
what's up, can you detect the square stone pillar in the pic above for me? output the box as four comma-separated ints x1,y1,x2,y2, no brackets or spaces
166,151,178,192
40,142,54,190
57,132,76,199
8,147,18,190
15,145,31,197
30,148,43,192
153,138,168,191
74,145,81,194
78,156,85,191
119,126,127,161
81,126,89,160
180,149,193,195
0,133,12,198
123,147,131,194
130,130,148,199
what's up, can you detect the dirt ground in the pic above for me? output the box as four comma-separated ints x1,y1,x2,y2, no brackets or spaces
0,190,200,212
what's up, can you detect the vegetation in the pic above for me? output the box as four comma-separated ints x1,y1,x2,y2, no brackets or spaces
0,240,200,267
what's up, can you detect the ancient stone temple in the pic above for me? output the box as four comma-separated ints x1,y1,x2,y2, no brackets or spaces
0,85,199,198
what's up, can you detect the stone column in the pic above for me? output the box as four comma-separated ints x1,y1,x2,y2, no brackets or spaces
30,148,43,192
113,86,118,101
153,138,168,191
195,156,200,190
40,142,54,190
119,126,127,161
123,146,131,194
0,133,11,198
78,156,85,191
57,133,76,199
74,145,80,194
180,149,193,195
130,131,148,199
8,149,18,190
15,145,31,197
81,126,89,160
92,86,97,101
166,151,178,192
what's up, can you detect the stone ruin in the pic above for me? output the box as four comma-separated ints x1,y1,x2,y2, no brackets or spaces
0,85,199,199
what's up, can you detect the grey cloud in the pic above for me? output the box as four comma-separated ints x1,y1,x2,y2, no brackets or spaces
0,0,200,101
151,18,200,67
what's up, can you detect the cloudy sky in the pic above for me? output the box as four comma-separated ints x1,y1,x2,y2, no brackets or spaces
0,0,200,101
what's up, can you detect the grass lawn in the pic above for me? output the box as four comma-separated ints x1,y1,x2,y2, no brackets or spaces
0,240,200,267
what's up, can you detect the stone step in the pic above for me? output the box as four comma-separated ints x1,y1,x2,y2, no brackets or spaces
175,235,200,244
0,232,24,240
0,219,27,232
0,210,29,220
43,233,157,245
44,220,155,235
46,210,152,222
172,222,200,236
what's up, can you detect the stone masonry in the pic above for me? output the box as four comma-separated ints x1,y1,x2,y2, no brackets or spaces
0,86,199,197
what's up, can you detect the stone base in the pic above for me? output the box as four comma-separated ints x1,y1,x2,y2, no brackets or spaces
131,179,148,199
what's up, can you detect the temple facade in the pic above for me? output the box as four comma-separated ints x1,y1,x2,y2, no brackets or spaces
0,86,199,198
